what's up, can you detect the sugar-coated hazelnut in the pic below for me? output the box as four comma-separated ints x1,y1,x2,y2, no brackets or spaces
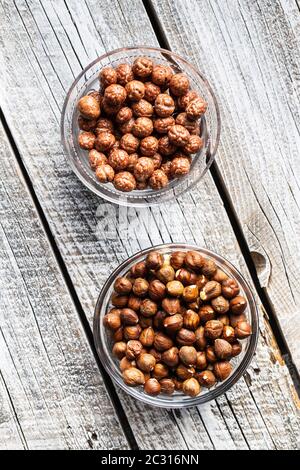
213,361,232,381
140,298,158,318
130,261,147,278
78,115,97,131
78,95,101,120
113,171,136,192
195,351,207,370
132,277,149,297
101,97,120,116
126,152,139,172
200,281,222,301
175,112,200,134
163,314,183,333
134,157,155,181
139,136,158,157
95,117,114,135
179,346,197,367
132,57,153,78
125,80,145,101
177,90,198,110
151,153,163,170
183,309,200,330
176,364,195,381
139,327,155,347
149,169,169,189
170,156,191,177
186,97,207,120
104,84,126,106
176,328,196,346
168,125,190,147
136,353,156,372
197,370,216,388
182,377,200,397
183,135,203,154
161,297,181,315
235,321,252,339
144,81,161,102
132,99,153,118
132,117,153,138
122,367,145,386
211,296,230,314
125,340,143,360
214,339,232,360
120,308,139,325
160,160,172,178
160,378,175,395
120,133,139,154
95,131,116,152
116,63,134,86
88,90,102,104
222,279,240,299
95,164,115,183
148,279,166,301
119,117,135,134
78,131,95,149
152,363,169,380
151,64,173,87
169,73,190,96
204,320,223,340
155,93,175,117
115,106,133,124
144,378,161,396
108,148,129,170
158,136,177,156
99,67,118,88
123,324,142,341
89,149,107,170
222,325,236,343
230,296,247,315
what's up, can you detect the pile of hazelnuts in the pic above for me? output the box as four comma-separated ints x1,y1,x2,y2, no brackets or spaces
103,249,252,397
77,56,207,192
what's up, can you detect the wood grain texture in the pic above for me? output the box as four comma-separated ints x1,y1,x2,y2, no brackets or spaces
150,0,300,371
0,123,128,449
0,0,299,449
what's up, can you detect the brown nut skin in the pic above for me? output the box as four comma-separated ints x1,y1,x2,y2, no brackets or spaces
176,364,195,380
158,136,177,156
144,378,161,396
200,281,222,301
204,320,223,340
196,275,209,290
149,169,169,190
199,305,215,324
114,277,132,294
177,90,199,110
132,278,149,297
175,112,200,134
182,377,201,397
120,308,139,325
116,63,134,86
206,345,217,363
140,298,158,318
119,117,135,134
211,296,230,314
148,279,166,301
179,346,197,367
146,251,164,270
132,117,153,138
123,325,142,341
170,252,186,270
94,131,115,152
173,378,184,391
161,347,179,367
153,116,176,134
132,99,154,118
99,66,118,88
136,353,156,372
95,117,114,135
95,164,115,183
229,313,247,328
134,157,155,182
78,95,101,120
186,97,207,120
182,285,199,303
231,341,242,357
195,351,207,371
139,316,153,329
213,269,229,283
122,367,145,386
151,64,173,87
196,370,216,388
127,152,139,172
108,148,129,170
144,81,161,103
169,73,190,96
213,361,233,382
155,93,175,118
104,84,126,106
111,292,128,308
132,56,153,78
120,357,135,372
222,325,236,344
113,326,123,342
152,363,169,380
89,150,107,170
218,314,230,326
130,261,147,278
183,309,200,330
230,296,247,315
78,131,95,150
222,279,240,299
176,328,196,346
214,338,233,360
140,136,158,156
125,80,145,101
235,321,252,339
103,312,121,330
154,332,174,352
201,258,217,278
125,340,143,360
119,133,139,154
185,251,204,271
78,116,97,131
161,297,181,315
168,125,190,147
163,314,183,333
116,106,133,124
113,172,137,192
166,280,184,297
175,268,194,286
153,310,167,330
149,348,162,362
160,378,175,395
195,326,207,350
139,327,155,347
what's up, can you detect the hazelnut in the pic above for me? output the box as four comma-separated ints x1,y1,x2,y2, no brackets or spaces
161,347,179,367
222,325,236,343
140,136,158,156
177,90,198,110
187,300,201,311
116,63,134,86
127,152,139,172
195,326,207,350
213,361,232,382
119,117,135,134
170,251,186,270
148,279,166,301
213,269,229,283
78,131,95,150
154,116,175,134
168,125,190,147
201,259,217,278
120,133,139,153
173,378,183,391
229,313,247,328
211,296,230,314
231,341,242,357
113,172,137,192
88,90,102,103
195,351,207,370
185,251,204,271
125,340,143,360
160,378,175,395
176,364,195,380
95,117,114,135
196,275,209,290
161,297,181,315
151,153,163,170
108,148,129,171
112,341,127,359
149,348,162,362
120,357,135,372
146,251,163,270
214,339,232,360
123,325,142,341
114,277,132,294
218,314,230,326
94,131,115,152
134,157,155,181
153,363,169,380
183,309,200,330
120,308,139,325
175,268,193,285
132,278,149,297
153,310,167,330
113,326,123,342
175,112,199,134
200,281,222,301
169,73,190,96
163,314,183,333
182,377,200,397
136,353,156,372
197,370,216,388
128,295,142,311
125,80,145,101
204,320,223,340
170,156,191,177
155,93,175,117
160,160,172,178
199,305,215,324
235,321,252,339
132,99,153,118
176,328,196,346
99,67,118,88
140,298,158,317
139,327,155,347
104,84,126,106
151,64,173,87
78,115,97,132
139,316,153,328
122,367,145,386
89,150,107,170
130,261,147,278
230,296,247,315
158,136,177,156
116,106,133,124
144,378,161,396
111,292,128,307
182,285,199,303
166,280,184,297
206,346,217,363
78,95,101,120
186,97,207,120
149,169,169,189
144,81,161,102
132,117,153,138
132,57,153,78
156,265,175,284
221,279,240,299
154,332,173,351
102,97,120,116
179,346,197,367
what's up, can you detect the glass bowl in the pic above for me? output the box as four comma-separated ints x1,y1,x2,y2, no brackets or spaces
93,244,259,408
61,46,221,207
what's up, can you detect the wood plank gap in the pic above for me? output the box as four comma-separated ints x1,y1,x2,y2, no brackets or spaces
0,107,139,451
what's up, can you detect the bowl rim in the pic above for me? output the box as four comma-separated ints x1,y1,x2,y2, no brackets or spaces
61,45,221,206
93,243,259,408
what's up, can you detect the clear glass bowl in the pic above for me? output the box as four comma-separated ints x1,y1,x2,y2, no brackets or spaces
93,244,259,408
61,46,221,207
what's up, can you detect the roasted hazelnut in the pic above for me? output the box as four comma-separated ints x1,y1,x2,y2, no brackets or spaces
144,81,161,102
158,136,177,157
120,133,139,153
179,346,197,367
218,314,230,326
231,341,242,357
153,363,169,380
122,367,145,386
156,265,175,284
230,296,247,315
176,328,196,346
160,378,175,395
197,370,216,388
186,97,207,120
140,136,158,156
213,269,229,283
78,95,101,120
132,117,153,138
214,339,233,360
153,310,168,330
211,296,230,314
198,305,215,324
127,295,141,312
89,149,107,170
116,106,133,124
78,131,95,150
95,117,114,135
222,279,240,299
229,313,247,328
120,308,139,325
168,125,190,147
183,309,200,330
195,326,207,350
78,115,97,132
130,261,147,278
140,298,158,317
139,316,153,328
120,357,135,372
125,80,145,101
149,348,162,362
114,277,132,294
125,340,143,360
169,73,190,96
104,84,126,106
175,112,199,134
139,326,155,347
132,99,153,118
145,251,163,270
155,93,175,118
235,321,252,339
116,63,134,86
166,280,184,297
176,364,195,380
182,285,199,303
149,169,169,189
144,378,161,396
185,251,204,271
111,292,128,308
195,351,207,370
175,268,192,285
123,325,142,341
132,57,153,78
151,64,173,87
173,378,183,391
132,278,149,297
163,314,183,333
204,320,223,340
170,252,186,270
154,116,175,134
200,281,222,301
154,332,173,351
182,377,200,397
196,275,208,290
113,326,123,342
206,346,217,363
177,90,198,110
119,117,135,134
222,325,236,343
148,279,165,301
100,67,118,88
137,353,156,372
201,259,217,278
213,361,232,382
187,300,201,311
161,346,179,367
161,297,181,315
103,312,121,330
113,172,137,192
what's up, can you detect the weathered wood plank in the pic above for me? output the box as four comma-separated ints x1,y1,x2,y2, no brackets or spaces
0,122,128,450
0,0,299,449
150,0,300,372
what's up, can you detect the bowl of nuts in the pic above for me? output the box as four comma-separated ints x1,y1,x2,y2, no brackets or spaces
61,46,221,206
94,244,258,407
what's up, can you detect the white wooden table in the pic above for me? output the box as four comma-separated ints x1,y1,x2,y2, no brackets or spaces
0,0,299,450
